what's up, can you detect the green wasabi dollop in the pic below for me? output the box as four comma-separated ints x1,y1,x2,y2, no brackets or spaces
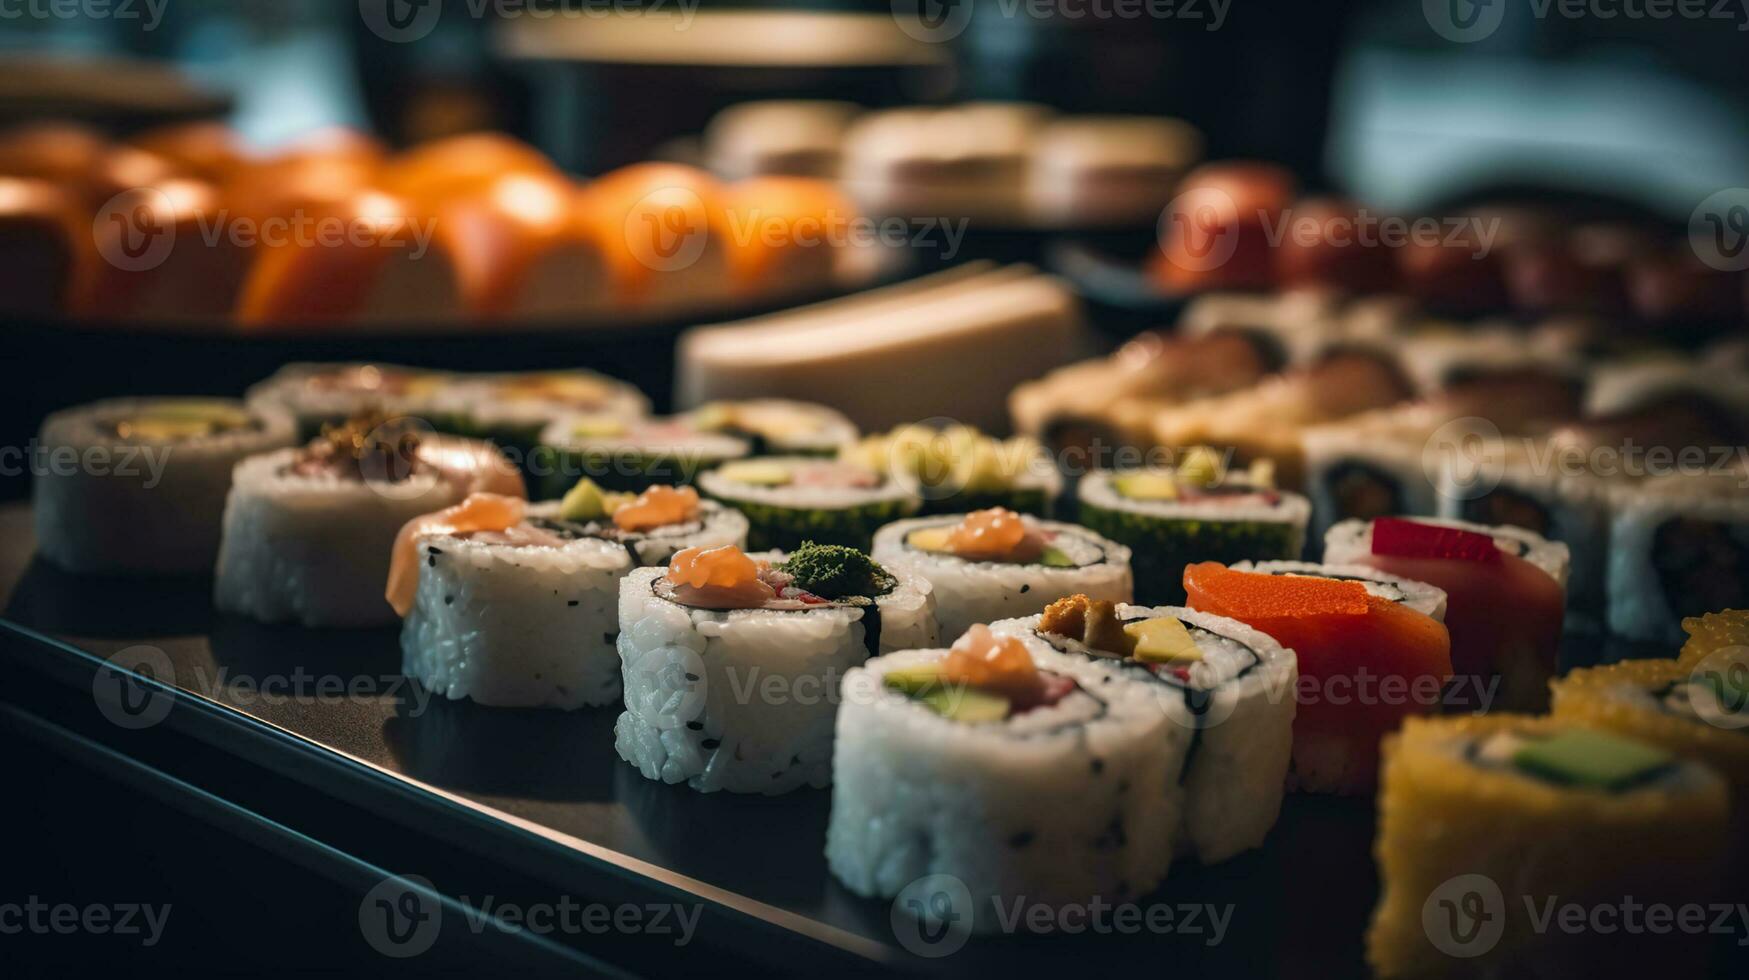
779,541,896,599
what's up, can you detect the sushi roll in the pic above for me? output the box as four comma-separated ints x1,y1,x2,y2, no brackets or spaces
33,398,298,574
1184,561,1452,794
696,457,918,552
679,399,856,457
533,414,749,499
1324,517,1568,712
245,362,458,440
1444,394,1741,622
842,424,1060,516
437,370,650,449
1606,469,1749,644
826,625,1188,931
993,594,1296,863
615,542,937,794
1302,370,1582,541
391,481,749,709
1076,449,1309,606
1551,657,1749,814
214,414,524,628
873,508,1133,639
1231,560,1449,621
1367,715,1729,978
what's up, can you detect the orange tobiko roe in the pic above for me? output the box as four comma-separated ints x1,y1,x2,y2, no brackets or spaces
946,508,1044,563
387,493,526,616
1182,562,1452,732
941,624,1044,704
614,485,700,532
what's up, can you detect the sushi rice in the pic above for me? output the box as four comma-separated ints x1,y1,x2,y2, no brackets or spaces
34,397,299,574
826,643,1187,930
614,553,937,794
992,603,1297,864
401,500,749,709
873,515,1133,639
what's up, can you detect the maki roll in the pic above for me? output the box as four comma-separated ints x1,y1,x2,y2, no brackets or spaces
1302,370,1581,540
697,457,917,552
1551,657,1749,817
1606,469,1749,644
245,362,457,439
391,482,749,709
1184,561,1452,794
615,542,937,794
1324,517,1568,712
1367,715,1728,978
1076,448,1309,606
1231,560,1449,621
435,369,650,451
827,625,1187,931
214,414,523,628
994,594,1296,863
843,424,1060,516
34,398,298,574
873,508,1133,639
533,415,750,499
679,399,857,457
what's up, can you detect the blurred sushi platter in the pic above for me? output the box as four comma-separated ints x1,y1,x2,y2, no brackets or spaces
5,128,1749,976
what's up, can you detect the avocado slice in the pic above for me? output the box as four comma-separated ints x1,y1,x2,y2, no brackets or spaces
1112,472,1179,501
716,460,794,487
117,401,252,441
1512,729,1675,790
919,686,1010,723
1040,546,1076,568
570,416,627,439
1125,617,1204,664
558,478,610,521
882,665,945,696
1176,447,1225,488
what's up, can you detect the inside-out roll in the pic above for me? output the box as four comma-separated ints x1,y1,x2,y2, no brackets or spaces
214,415,523,628
615,543,937,794
827,626,1188,931
873,509,1133,639
395,483,749,709
993,595,1297,863
34,397,298,574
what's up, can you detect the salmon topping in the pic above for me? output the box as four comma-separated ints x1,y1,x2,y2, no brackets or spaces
612,485,700,532
943,507,1045,563
940,624,1046,706
666,544,776,609
387,493,526,616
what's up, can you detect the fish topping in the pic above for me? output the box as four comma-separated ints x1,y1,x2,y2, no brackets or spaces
387,493,527,616
666,545,778,609
908,508,1062,564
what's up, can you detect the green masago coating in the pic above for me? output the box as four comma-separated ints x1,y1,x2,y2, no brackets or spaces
779,541,896,599
1078,500,1301,606
707,493,916,553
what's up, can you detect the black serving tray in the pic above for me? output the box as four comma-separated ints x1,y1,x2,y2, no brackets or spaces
0,504,1718,977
